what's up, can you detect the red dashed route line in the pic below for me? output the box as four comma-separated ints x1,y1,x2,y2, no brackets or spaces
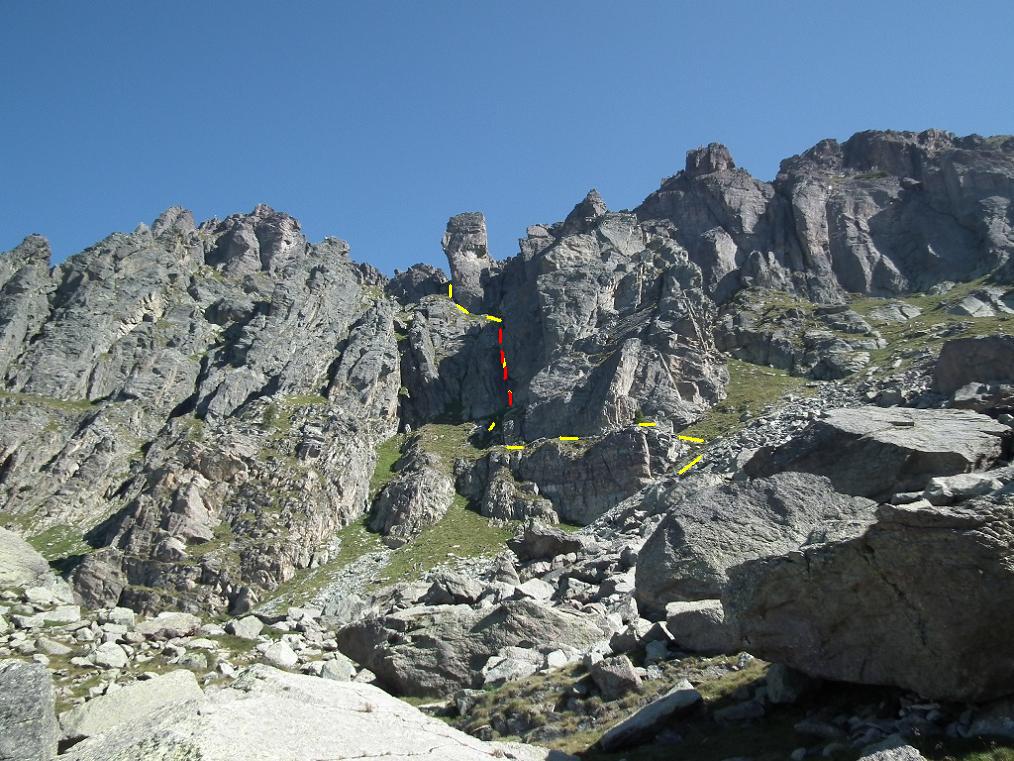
445,282,705,474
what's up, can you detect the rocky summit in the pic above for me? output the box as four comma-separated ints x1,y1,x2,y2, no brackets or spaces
2,129,1014,760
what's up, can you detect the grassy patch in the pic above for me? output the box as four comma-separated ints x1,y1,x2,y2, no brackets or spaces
28,524,93,562
378,494,514,585
0,391,95,413
284,394,329,407
850,280,1014,373
258,517,386,608
681,358,814,441
370,434,406,498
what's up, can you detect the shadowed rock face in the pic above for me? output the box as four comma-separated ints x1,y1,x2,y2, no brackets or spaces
934,335,1014,393
724,497,1014,702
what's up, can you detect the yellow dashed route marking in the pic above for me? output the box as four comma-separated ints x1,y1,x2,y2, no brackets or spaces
444,280,708,476
678,455,703,476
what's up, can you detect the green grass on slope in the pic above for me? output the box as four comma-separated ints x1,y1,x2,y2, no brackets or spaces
0,390,96,413
681,358,813,442
456,654,1014,761
849,278,1014,372
262,422,509,604
377,493,514,585
26,524,94,562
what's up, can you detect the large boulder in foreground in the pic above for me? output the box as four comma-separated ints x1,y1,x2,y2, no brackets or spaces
63,665,570,760
724,497,1014,702
743,406,1010,500
634,472,877,617
337,598,610,696
934,335,1014,394
0,659,58,761
60,670,203,744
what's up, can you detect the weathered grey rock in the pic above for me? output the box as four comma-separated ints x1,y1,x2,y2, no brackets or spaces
225,615,263,640
508,522,594,563
867,302,922,323
935,335,1014,394
92,642,128,669
725,498,1014,701
743,406,1010,499
589,655,642,700
61,665,570,760
765,663,819,704
859,734,928,760
43,605,80,624
319,653,357,682
60,670,203,743
635,472,877,616
35,637,72,657
0,528,62,593
369,436,454,548
135,611,201,640
262,641,298,670
923,470,1006,505
665,600,737,654
479,462,558,524
0,659,58,761
386,263,447,304
513,429,682,524
423,571,484,606
442,212,497,313
106,607,135,628
967,699,1014,740
597,678,702,751
337,598,610,696
481,647,542,687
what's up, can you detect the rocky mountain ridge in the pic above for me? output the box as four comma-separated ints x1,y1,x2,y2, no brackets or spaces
2,127,1014,760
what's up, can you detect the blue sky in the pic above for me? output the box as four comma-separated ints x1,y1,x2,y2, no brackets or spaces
2,1,1012,273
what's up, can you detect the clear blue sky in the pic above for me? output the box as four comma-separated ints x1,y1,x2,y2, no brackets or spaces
2,1,1012,273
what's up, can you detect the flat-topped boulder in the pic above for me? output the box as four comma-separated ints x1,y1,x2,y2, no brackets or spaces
744,406,1010,499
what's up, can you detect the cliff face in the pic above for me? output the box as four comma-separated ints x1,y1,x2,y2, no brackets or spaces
637,130,1014,301
0,129,1011,615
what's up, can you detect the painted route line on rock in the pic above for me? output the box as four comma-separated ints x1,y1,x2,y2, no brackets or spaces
445,280,706,471
677,455,703,476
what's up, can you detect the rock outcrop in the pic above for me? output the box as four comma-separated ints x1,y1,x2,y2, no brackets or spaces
634,472,878,616
61,665,571,760
744,406,1010,500
724,496,1014,701
336,598,610,696
369,436,454,548
934,334,1014,393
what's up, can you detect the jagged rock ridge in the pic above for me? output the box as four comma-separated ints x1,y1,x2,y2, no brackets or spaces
0,128,1010,620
